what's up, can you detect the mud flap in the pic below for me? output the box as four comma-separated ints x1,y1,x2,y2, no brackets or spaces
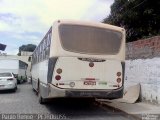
114,83,141,103
97,84,141,104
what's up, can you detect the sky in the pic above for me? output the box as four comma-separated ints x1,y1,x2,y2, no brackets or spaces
0,0,114,55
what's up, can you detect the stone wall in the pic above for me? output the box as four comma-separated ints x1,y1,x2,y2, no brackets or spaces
126,36,160,59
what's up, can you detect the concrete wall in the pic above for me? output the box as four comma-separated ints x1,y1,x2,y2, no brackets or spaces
125,58,160,104
21,51,33,56
125,36,160,104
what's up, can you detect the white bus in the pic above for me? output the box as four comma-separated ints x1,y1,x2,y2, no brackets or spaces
0,59,28,83
31,20,125,104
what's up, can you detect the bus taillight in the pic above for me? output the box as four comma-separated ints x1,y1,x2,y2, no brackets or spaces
55,75,61,80
56,68,62,74
117,78,121,83
117,72,121,77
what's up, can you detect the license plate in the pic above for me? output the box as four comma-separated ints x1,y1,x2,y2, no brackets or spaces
84,81,96,85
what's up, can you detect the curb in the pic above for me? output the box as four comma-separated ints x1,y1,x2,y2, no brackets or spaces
95,100,141,120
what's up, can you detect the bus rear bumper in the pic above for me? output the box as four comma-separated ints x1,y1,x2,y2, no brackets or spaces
49,84,123,99
65,87,123,99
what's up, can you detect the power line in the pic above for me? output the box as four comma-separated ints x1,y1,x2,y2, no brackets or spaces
123,0,147,15
131,0,147,10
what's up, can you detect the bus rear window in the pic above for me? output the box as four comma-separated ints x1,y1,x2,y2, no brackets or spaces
59,24,122,55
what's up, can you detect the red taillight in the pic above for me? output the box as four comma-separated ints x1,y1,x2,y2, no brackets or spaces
56,68,62,74
117,72,121,77
7,78,14,81
89,62,94,67
55,75,61,80
117,78,121,83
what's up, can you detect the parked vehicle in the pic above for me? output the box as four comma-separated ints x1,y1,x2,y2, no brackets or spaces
0,72,17,91
31,20,125,104
0,59,28,84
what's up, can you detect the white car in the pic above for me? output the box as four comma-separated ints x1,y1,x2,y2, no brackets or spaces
0,72,17,92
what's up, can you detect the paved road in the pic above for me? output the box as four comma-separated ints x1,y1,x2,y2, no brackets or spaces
0,83,137,120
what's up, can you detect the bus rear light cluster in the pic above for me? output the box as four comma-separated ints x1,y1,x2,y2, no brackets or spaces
117,72,121,77
56,68,62,74
116,72,122,84
117,78,121,83
55,75,61,80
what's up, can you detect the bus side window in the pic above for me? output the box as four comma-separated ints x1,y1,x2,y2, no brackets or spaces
45,47,49,59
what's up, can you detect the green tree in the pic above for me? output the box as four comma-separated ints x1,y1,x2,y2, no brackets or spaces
17,44,36,56
103,0,160,42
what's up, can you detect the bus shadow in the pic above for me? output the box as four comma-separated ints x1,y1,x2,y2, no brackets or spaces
44,98,110,119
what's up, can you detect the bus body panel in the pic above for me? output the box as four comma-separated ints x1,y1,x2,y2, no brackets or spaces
31,60,48,91
48,83,123,99
52,57,122,90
